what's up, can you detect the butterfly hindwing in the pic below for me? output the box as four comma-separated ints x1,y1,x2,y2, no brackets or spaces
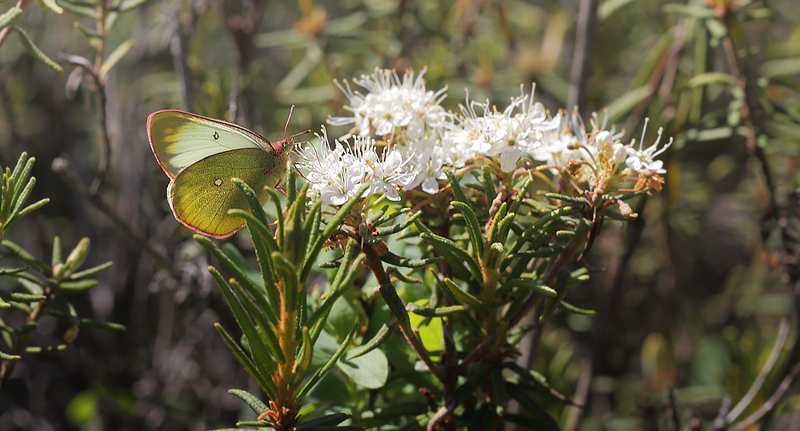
148,110,273,179
169,148,288,238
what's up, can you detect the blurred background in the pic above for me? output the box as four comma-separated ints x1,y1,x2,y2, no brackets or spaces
0,0,799,430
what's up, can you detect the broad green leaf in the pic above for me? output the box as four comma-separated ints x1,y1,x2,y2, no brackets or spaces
337,345,389,389
409,301,443,353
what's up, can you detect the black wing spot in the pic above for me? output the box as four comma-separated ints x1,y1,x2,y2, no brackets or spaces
213,131,220,140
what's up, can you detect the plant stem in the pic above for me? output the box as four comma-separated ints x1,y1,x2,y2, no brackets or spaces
363,244,443,382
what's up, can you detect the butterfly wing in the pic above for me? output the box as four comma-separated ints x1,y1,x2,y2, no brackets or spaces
148,110,274,179
169,147,288,238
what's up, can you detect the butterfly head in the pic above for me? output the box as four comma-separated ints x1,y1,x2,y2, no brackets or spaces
270,105,311,155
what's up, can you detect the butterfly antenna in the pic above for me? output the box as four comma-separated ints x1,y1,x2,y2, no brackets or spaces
283,105,295,140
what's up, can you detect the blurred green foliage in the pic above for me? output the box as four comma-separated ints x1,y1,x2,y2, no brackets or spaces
0,0,797,430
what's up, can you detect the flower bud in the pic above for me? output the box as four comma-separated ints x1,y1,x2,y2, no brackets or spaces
65,238,90,274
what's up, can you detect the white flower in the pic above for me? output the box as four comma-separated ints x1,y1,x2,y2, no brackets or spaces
363,144,415,201
296,129,368,206
329,67,449,142
625,119,672,174
403,136,448,194
297,128,414,205
443,86,560,172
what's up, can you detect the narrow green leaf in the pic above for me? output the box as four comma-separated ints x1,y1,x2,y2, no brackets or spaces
442,278,488,316
504,382,561,431
214,323,277,398
308,252,364,346
379,251,441,268
508,177,531,216
419,232,482,278
73,21,100,43
229,279,285,364
68,261,112,280
687,72,737,88
57,0,96,17
51,236,62,268
559,300,596,315
16,28,63,73
501,279,556,298
208,267,277,377
346,323,392,360
481,166,497,202
39,0,63,14
0,7,23,30
451,201,484,258
12,198,49,222
77,319,125,331
0,350,20,361
228,389,268,416
662,3,715,18
301,183,369,283
298,322,357,399
407,304,466,317
26,343,70,353
0,291,46,303
373,207,410,227
374,211,421,236
98,39,135,78
195,235,278,324
0,266,28,276
60,279,98,293
442,167,468,205
415,221,472,281
117,0,149,12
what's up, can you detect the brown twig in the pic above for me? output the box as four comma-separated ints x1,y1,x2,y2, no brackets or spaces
567,0,598,111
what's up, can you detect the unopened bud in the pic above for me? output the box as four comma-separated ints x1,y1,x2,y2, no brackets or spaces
618,199,637,218
65,238,90,273
63,325,79,344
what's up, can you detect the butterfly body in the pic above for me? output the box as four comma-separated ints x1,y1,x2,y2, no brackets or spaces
148,110,297,238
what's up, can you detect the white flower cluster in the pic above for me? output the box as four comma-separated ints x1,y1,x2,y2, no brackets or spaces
295,129,413,206
299,68,672,205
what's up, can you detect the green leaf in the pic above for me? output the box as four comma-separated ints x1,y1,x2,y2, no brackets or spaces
214,323,277,398
0,7,23,30
68,261,112,280
228,389,268,416
39,0,63,14
442,277,488,316
419,232,481,279
298,322,357,399
301,183,369,283
2,239,50,274
559,300,596,315
116,0,149,12
16,28,63,73
686,72,736,88
337,345,389,389
195,236,278,324
296,413,351,428
662,3,715,18
208,267,277,377
98,39,135,78
60,279,99,293
442,167,468,205
374,211,421,236
0,349,21,361
77,319,125,331
346,323,391,360
451,201,484,258
379,251,441,268
57,0,96,17
603,85,653,124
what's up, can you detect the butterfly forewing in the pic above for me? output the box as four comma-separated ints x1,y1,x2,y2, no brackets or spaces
148,110,272,179
169,148,288,238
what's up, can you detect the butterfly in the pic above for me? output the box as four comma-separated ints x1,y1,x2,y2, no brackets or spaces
147,108,307,238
